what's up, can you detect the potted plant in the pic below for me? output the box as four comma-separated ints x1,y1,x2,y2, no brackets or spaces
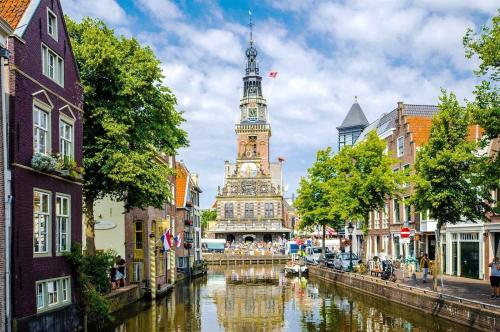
31,153,57,172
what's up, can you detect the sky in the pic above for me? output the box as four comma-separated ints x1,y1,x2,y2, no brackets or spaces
61,0,498,209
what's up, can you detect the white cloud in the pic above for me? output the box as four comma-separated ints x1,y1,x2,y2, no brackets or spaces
61,0,492,207
61,0,128,25
136,0,183,21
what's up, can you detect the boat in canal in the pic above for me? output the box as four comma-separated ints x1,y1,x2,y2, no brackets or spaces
283,262,308,276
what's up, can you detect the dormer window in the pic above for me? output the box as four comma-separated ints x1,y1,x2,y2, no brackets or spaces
47,8,58,41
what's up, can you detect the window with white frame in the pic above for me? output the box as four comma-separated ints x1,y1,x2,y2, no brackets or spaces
132,262,143,282
56,195,70,253
47,280,58,306
34,191,50,254
393,198,400,224
59,119,73,160
47,8,58,40
36,277,71,312
36,283,45,309
33,106,49,154
42,44,64,86
397,137,404,157
382,204,389,228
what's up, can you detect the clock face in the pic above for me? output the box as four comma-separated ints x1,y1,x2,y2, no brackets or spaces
240,162,258,177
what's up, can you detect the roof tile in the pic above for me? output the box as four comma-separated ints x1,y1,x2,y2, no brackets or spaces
0,0,31,29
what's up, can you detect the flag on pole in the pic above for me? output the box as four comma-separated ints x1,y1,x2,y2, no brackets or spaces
174,233,182,248
268,71,278,78
161,229,172,251
326,226,337,236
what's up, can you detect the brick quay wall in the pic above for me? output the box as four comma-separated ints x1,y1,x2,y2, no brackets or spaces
309,265,500,332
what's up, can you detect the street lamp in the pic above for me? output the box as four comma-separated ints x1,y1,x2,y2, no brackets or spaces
347,222,354,272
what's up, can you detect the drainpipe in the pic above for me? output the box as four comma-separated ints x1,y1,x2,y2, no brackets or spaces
1,47,12,332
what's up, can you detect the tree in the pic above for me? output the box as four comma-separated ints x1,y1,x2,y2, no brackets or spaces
411,91,492,290
463,10,499,140
295,148,350,259
201,209,217,237
66,17,188,254
337,131,403,261
463,11,500,204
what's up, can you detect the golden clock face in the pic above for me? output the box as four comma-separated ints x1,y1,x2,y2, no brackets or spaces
240,162,258,177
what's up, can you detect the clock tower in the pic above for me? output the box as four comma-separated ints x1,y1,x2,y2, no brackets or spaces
209,16,290,243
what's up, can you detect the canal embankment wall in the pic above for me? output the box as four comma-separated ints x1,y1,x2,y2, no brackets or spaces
309,265,500,332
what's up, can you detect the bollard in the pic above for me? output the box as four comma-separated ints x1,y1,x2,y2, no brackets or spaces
149,233,156,300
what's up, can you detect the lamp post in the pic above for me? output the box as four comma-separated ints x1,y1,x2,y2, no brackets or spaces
347,222,354,272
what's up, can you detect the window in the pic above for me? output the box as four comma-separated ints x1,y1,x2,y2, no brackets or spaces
420,210,429,221
47,280,58,306
34,191,50,254
397,137,404,157
132,262,143,282
37,283,45,309
33,106,49,154
402,164,411,187
393,198,400,224
404,199,411,223
339,134,346,150
61,278,69,302
244,203,254,218
47,8,58,40
135,221,143,249
56,195,70,252
382,204,389,228
42,44,64,86
265,203,274,217
36,277,71,312
59,120,73,160
224,203,234,218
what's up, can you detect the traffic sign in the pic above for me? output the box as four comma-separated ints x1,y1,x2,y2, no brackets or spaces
401,227,411,238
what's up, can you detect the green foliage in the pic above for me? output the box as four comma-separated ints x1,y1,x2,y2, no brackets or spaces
411,91,492,229
337,131,404,232
201,209,217,235
66,17,188,253
64,243,116,324
296,132,401,237
463,10,499,140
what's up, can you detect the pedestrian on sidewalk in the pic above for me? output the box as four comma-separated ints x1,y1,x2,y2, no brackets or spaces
488,257,500,299
420,253,430,283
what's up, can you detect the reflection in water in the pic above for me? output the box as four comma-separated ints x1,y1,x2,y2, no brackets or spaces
108,265,476,332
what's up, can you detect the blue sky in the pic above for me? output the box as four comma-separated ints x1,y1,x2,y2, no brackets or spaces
61,0,498,208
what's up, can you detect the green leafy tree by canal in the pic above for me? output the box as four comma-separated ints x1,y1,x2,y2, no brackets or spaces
411,91,493,290
201,208,217,237
66,17,188,256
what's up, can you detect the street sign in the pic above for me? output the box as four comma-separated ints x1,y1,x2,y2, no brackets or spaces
401,227,411,238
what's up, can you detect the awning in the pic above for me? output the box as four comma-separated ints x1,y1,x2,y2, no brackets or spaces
206,242,225,250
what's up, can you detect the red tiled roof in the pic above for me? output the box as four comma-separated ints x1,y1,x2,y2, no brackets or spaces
0,0,31,28
175,162,188,208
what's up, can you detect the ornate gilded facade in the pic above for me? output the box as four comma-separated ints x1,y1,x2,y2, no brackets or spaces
209,30,290,243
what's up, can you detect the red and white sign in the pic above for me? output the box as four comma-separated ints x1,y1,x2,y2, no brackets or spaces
401,227,411,238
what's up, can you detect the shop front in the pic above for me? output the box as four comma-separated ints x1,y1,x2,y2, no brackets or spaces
442,224,484,279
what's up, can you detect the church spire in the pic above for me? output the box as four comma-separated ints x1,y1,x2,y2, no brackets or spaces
243,10,261,97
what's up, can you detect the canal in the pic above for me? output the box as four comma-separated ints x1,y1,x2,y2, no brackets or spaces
107,265,476,331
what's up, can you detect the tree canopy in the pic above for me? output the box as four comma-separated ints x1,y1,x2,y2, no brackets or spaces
411,91,492,230
66,17,188,254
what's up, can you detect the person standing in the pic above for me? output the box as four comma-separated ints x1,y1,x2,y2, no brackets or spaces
420,253,430,283
488,257,500,299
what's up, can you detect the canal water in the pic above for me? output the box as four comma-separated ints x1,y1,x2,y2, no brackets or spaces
108,265,476,331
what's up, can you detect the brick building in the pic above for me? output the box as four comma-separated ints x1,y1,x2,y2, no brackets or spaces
0,0,84,329
124,155,177,292
0,16,12,332
175,161,202,275
209,31,290,244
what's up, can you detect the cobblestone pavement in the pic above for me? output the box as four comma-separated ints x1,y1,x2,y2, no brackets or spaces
395,270,499,306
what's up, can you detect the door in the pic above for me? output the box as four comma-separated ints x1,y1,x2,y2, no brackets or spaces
452,242,458,275
460,242,480,279
495,233,500,258
428,235,436,260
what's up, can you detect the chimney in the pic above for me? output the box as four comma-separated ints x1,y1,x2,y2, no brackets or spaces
397,101,404,123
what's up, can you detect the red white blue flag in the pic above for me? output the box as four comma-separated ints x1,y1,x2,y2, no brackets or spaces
268,71,278,78
174,233,182,248
161,229,172,251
